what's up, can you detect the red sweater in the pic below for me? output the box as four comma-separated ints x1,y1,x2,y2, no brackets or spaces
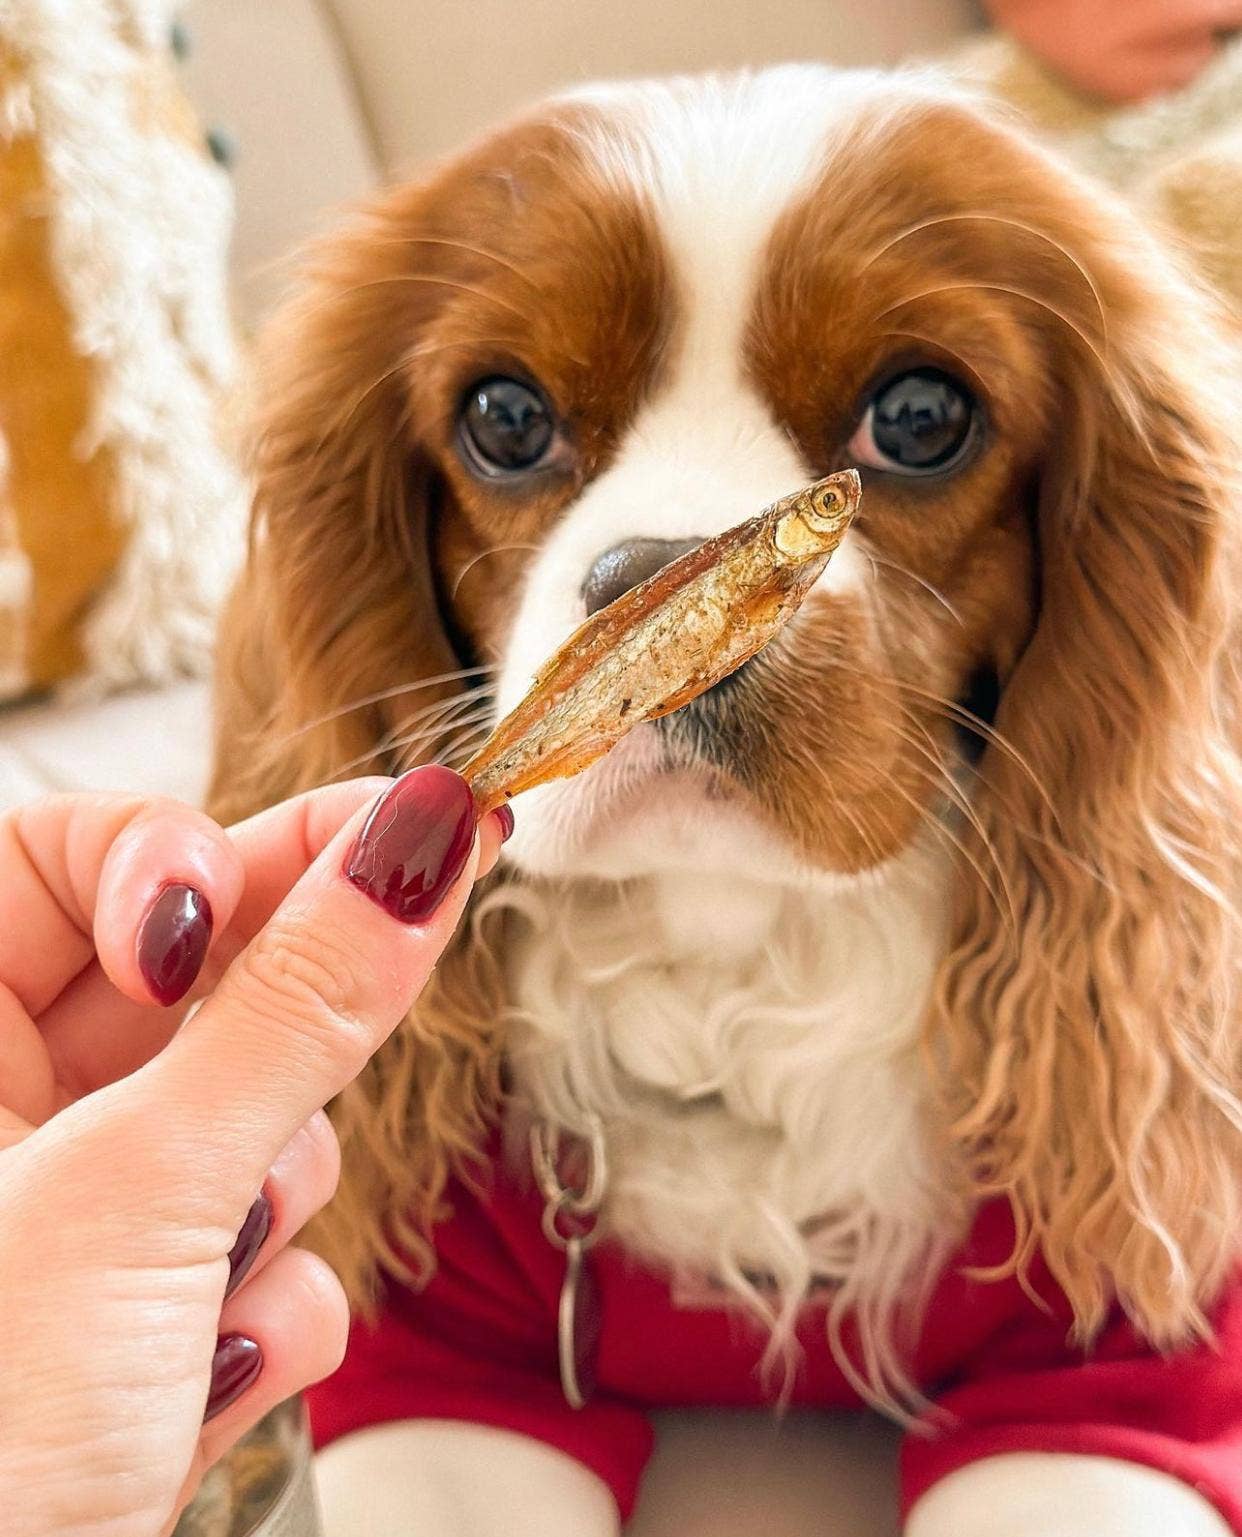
308,1148,1242,1529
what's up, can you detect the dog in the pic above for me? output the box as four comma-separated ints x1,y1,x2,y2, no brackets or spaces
209,64,1242,1537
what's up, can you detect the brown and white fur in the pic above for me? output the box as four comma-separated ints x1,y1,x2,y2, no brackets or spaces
209,65,1242,1536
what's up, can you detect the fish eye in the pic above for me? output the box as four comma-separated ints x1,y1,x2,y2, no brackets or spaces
458,376,556,476
847,367,977,475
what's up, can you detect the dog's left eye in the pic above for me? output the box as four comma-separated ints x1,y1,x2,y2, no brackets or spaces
459,376,555,475
847,368,977,475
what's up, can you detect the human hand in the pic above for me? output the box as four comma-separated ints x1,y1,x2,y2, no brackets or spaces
984,0,1242,103
0,770,508,1537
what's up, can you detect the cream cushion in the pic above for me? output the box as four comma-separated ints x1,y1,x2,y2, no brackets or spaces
179,0,380,326
327,0,979,173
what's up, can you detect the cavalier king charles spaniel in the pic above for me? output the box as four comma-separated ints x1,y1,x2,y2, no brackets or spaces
209,64,1242,1537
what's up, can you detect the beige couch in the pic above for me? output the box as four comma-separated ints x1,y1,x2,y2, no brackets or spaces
0,5,977,1528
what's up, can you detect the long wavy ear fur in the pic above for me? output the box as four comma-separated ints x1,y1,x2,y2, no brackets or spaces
207,183,460,821
206,184,507,1308
931,176,1242,1346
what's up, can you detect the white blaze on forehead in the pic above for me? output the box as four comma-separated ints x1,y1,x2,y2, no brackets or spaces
564,67,878,574
573,66,860,365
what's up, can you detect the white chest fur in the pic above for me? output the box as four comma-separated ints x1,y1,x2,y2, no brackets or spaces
492,840,959,1388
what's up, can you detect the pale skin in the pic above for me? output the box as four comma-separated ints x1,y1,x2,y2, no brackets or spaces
983,0,1242,103
0,782,504,1537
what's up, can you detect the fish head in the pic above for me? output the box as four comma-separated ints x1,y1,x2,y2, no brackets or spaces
772,469,861,562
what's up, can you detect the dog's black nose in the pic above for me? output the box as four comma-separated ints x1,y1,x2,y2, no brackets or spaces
581,537,703,615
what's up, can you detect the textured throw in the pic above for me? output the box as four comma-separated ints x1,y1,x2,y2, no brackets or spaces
0,0,245,703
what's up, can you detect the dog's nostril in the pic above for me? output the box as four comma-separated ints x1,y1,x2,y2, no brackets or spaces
581,536,703,615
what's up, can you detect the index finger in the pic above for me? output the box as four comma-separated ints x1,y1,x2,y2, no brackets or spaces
200,778,508,981
131,767,486,1198
36,781,507,1097
33,781,390,1097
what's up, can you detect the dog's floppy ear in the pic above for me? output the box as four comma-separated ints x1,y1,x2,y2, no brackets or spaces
207,180,464,825
931,184,1242,1347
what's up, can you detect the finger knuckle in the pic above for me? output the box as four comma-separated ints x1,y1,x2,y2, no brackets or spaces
229,921,372,1069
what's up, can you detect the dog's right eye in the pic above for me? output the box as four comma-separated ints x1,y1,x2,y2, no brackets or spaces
459,376,555,475
847,368,977,476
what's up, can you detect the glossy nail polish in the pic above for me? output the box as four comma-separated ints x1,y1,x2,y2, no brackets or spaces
224,1193,272,1301
136,884,213,1006
204,1334,262,1422
344,765,476,923
494,803,515,843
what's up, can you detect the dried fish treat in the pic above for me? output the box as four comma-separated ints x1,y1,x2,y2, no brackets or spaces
462,470,861,814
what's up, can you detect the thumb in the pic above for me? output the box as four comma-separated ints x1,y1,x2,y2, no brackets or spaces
131,766,482,1200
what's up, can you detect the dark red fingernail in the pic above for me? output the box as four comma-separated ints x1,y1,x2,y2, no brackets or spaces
224,1193,272,1301
136,884,213,1006
204,1334,262,1422
344,766,476,923
494,803,515,843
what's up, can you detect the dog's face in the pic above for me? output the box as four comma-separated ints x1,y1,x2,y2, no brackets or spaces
391,70,1052,884
220,64,1240,1353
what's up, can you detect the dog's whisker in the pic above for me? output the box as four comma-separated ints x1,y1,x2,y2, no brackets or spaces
406,335,541,364
880,692,1098,902
814,649,1065,895
305,354,415,465
877,329,985,380
275,668,496,748
873,280,1108,373
325,272,535,323
867,738,1017,931
375,701,495,767
269,348,520,474
856,211,1108,352
388,693,495,743
318,738,398,782
819,788,890,872
319,689,495,781
429,721,496,772
327,707,493,781
437,739,495,775
888,713,1020,931
451,542,542,600
384,685,496,739
302,271,542,462
915,694,1052,815
366,234,542,288
820,653,1052,813
865,551,965,627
